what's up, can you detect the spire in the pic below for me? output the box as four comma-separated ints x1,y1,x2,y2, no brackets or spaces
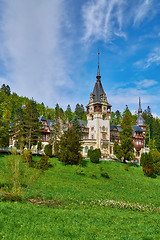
96,49,101,81
138,97,142,115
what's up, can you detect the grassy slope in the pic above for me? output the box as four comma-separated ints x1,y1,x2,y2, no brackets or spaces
0,154,160,239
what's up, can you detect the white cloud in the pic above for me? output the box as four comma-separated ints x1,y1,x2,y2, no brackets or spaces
133,0,153,26
134,48,160,69
135,79,158,88
0,0,73,107
81,0,158,43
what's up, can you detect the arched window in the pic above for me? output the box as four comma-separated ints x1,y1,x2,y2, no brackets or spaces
90,146,93,150
85,146,88,153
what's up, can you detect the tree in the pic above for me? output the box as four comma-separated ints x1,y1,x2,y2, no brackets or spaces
75,104,86,120
111,110,122,125
23,100,41,149
119,110,134,162
72,116,82,139
142,106,153,144
1,84,11,96
65,104,73,122
113,141,123,160
0,109,11,147
52,104,61,145
59,128,82,165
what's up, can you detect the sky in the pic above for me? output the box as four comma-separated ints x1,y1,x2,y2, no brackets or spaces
0,0,160,117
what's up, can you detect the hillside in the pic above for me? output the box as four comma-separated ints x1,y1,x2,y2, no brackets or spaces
0,154,160,239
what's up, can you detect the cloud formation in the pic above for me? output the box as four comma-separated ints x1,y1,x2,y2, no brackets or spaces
134,48,160,69
82,0,157,42
0,0,73,107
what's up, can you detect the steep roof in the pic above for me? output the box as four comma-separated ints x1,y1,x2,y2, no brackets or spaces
132,125,143,134
92,80,105,103
136,115,146,126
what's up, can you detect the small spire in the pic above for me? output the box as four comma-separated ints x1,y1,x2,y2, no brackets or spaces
138,97,142,115
96,49,101,81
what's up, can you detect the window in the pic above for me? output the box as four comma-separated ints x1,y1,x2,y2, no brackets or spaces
103,115,105,120
91,135,94,139
91,127,94,131
85,146,88,153
102,126,105,131
90,146,93,150
104,107,106,110
92,115,93,120
103,134,106,139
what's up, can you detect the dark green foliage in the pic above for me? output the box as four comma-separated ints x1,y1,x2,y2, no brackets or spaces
113,141,123,160
141,152,154,177
101,172,109,178
23,100,42,149
54,141,60,157
119,109,134,162
59,128,82,165
65,104,73,122
72,116,82,138
75,104,86,120
90,149,101,163
87,149,93,158
44,144,52,157
1,84,11,96
37,141,42,151
36,154,50,170
22,149,32,164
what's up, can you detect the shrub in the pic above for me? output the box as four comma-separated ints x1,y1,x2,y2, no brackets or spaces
124,165,129,171
36,154,50,170
37,141,42,151
141,152,154,177
101,172,109,178
59,129,82,165
75,167,85,175
87,149,93,158
90,149,101,164
44,144,52,157
22,149,32,165
54,141,60,157
11,147,18,155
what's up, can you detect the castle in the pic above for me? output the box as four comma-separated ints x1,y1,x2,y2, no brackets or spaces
80,52,147,160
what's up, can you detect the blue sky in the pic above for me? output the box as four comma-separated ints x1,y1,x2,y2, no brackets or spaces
0,0,160,117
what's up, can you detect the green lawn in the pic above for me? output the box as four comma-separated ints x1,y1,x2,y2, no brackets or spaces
0,154,160,239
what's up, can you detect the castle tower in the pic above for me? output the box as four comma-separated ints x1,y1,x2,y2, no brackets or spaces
86,51,112,156
136,97,146,134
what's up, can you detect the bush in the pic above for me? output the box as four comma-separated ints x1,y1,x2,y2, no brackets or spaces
101,172,109,178
87,149,93,158
141,152,154,177
22,149,32,165
44,144,52,157
124,165,129,171
37,141,42,151
90,149,101,164
36,154,50,170
59,129,82,165
11,147,18,155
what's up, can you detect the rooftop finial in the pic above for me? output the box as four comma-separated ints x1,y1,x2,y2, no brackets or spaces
138,97,142,115
96,49,101,81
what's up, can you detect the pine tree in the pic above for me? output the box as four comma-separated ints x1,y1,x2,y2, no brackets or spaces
59,128,82,165
119,110,134,162
72,116,82,139
23,100,41,149
65,104,73,122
